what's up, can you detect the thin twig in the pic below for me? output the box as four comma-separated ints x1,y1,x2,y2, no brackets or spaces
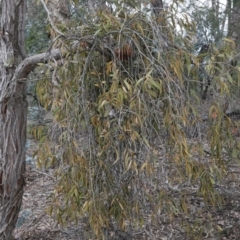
32,168,55,181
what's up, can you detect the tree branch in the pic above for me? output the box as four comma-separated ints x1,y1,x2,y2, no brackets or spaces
14,49,62,81
40,0,65,36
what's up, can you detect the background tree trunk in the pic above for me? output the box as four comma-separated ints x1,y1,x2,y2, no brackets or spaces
46,0,70,23
228,0,240,51
0,0,27,239
151,0,163,16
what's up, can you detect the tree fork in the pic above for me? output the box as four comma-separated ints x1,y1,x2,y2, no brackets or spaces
0,0,63,238
0,0,69,237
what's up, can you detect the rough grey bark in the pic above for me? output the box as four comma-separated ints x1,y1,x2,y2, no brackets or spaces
0,0,63,238
0,0,27,239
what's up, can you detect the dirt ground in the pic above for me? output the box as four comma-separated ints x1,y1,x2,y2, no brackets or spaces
12,156,240,240
13,97,240,239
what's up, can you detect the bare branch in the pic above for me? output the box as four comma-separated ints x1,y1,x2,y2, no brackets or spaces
40,0,65,36
14,49,62,80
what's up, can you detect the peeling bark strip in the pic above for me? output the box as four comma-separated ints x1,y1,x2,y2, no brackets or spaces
0,0,27,239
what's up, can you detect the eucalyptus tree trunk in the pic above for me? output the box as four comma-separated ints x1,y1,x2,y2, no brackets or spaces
0,1,64,238
0,0,27,239
211,0,221,41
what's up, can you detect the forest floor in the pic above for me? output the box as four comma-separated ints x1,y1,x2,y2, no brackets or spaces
13,148,240,240
13,97,240,239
